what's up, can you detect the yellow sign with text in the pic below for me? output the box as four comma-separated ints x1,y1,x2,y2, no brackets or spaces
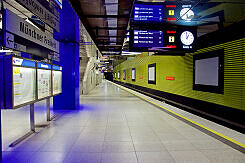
13,68,20,74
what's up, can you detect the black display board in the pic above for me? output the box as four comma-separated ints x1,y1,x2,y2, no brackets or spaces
129,25,197,52
129,1,198,53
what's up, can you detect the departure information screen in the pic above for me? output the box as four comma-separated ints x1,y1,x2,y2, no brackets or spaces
132,2,198,25
134,4,163,22
133,30,163,47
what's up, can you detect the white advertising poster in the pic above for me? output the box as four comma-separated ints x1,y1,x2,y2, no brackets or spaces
115,72,117,79
38,69,52,99
13,66,36,107
148,67,155,81
195,57,219,86
123,70,126,80
53,71,62,95
118,72,120,79
132,69,136,80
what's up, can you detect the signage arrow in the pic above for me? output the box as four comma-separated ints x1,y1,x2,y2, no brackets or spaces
5,32,15,49
7,36,14,45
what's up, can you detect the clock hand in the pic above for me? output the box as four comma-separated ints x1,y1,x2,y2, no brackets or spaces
186,33,189,40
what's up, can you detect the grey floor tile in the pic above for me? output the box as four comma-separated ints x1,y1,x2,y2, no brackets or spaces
101,152,138,163
169,150,211,163
102,142,135,152
78,133,105,142
29,151,67,163
63,152,101,163
136,151,175,163
71,142,103,153
200,149,245,162
157,133,187,141
162,140,197,151
38,140,74,152
104,133,132,142
189,139,232,150
134,142,167,152
182,131,213,140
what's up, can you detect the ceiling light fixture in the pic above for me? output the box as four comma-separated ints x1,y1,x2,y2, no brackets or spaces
121,51,142,55
25,18,41,30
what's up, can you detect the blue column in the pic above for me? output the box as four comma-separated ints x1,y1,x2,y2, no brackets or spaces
0,53,4,163
53,0,80,110
0,53,4,110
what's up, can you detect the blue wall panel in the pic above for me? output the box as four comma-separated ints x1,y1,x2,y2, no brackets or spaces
21,52,32,59
0,55,2,163
3,56,13,109
53,0,80,110
0,55,4,110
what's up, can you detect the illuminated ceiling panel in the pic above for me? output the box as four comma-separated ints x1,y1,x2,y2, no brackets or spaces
105,0,118,43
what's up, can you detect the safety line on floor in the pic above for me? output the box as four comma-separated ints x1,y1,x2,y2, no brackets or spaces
108,81,245,153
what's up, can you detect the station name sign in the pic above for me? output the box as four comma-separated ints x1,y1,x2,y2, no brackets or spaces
5,9,59,53
15,0,60,32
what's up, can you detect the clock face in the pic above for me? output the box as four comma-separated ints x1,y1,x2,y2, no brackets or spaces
180,8,194,20
180,31,194,46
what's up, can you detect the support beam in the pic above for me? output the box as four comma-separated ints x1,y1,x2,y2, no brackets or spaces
97,41,122,44
96,35,122,38
83,14,129,18
92,27,125,30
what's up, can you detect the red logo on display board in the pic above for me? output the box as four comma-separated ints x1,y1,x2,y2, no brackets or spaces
166,5,176,8
166,76,175,80
139,76,143,79
166,45,177,48
167,31,176,34
167,18,176,21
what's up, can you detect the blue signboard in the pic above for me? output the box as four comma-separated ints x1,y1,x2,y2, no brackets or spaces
37,62,52,69
133,30,163,48
53,65,62,71
13,57,36,67
134,4,163,22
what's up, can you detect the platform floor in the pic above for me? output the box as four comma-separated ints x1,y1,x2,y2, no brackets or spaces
2,80,245,163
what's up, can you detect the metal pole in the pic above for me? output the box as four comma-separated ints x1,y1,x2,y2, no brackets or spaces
30,103,35,132
35,99,51,128
47,98,51,121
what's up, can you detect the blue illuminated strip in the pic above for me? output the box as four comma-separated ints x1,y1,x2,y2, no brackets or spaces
13,57,36,67
53,65,62,71
37,62,52,69
54,0,62,9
